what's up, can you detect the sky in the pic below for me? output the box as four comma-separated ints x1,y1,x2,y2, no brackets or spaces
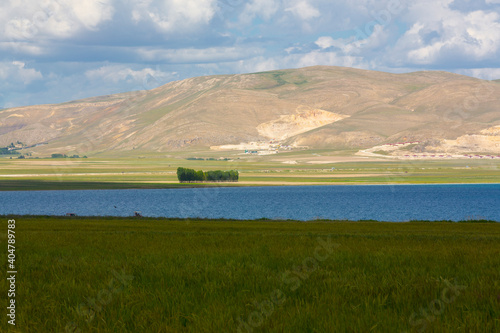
1,0,500,108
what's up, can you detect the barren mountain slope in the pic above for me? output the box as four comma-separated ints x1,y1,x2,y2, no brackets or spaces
0,66,499,155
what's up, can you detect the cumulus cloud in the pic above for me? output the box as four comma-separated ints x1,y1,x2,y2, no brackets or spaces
457,67,500,80
132,0,217,33
308,0,500,70
393,1,500,66
285,0,320,21
315,23,390,57
85,65,177,89
0,0,114,41
0,61,42,84
1,0,500,108
295,51,362,68
208,50,368,78
238,0,280,24
71,0,115,30
315,36,337,49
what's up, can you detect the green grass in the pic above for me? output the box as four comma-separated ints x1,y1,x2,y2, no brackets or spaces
0,180,243,191
404,84,430,92
0,217,498,332
253,71,293,89
0,156,498,190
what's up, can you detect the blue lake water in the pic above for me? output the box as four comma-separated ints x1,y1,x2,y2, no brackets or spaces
0,184,499,222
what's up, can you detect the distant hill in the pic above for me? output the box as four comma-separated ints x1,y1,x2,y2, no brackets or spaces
1,66,499,156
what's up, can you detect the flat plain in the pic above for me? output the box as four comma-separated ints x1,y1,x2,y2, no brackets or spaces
0,216,498,332
1,150,499,190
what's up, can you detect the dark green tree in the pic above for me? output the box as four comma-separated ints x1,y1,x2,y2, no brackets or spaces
178,167,238,183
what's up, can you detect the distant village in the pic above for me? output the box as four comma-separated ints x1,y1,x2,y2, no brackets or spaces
0,141,88,159
243,140,294,155
1,141,48,152
402,153,500,159
359,141,500,160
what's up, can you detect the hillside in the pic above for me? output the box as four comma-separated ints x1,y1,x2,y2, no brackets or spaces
0,66,499,157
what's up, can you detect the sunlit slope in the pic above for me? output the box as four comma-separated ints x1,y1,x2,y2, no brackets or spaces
0,66,499,155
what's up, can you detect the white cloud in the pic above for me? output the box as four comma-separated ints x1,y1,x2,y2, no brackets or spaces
0,42,45,55
238,0,280,24
457,68,500,80
395,1,500,65
233,57,281,74
285,0,320,21
1,0,500,109
132,0,217,33
0,0,114,40
136,46,264,63
213,49,368,77
295,51,364,69
315,36,336,49
70,0,115,31
0,61,42,85
315,23,389,57
85,65,177,89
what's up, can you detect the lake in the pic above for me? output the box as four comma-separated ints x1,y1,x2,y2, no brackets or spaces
1,184,499,221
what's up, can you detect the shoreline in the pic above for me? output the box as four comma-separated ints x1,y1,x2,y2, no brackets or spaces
2,215,499,223
0,181,499,192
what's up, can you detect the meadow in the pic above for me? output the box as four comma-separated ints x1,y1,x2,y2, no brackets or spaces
1,152,499,190
1,216,499,332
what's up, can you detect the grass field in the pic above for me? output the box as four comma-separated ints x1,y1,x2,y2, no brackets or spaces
1,153,499,190
1,216,499,332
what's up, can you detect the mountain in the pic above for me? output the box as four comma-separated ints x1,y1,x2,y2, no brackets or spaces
1,66,499,156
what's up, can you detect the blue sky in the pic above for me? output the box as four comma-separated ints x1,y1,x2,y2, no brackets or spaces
1,0,500,108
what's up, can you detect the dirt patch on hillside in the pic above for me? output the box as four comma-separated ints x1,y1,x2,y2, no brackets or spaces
256,106,348,140
433,126,500,154
357,125,500,159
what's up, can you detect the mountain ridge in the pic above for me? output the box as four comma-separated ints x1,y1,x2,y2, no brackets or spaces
1,66,499,156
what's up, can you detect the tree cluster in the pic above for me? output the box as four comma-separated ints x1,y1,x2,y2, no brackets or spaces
51,154,86,158
177,167,239,183
0,148,19,155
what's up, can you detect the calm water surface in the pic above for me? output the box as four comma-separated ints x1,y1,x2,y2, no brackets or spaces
1,184,499,221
